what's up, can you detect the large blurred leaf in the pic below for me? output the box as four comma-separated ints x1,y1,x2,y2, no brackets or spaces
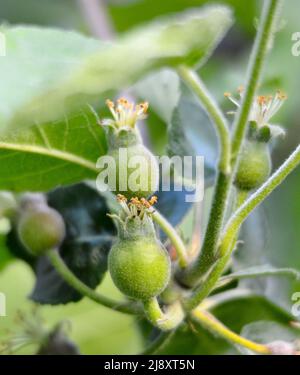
6,184,117,304
0,108,106,192
0,6,232,131
132,69,180,156
0,26,102,131
168,85,218,183
133,69,180,124
109,0,254,35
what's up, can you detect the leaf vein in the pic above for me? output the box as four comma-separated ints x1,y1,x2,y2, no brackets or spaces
0,142,98,173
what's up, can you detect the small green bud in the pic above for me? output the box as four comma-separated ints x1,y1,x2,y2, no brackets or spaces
234,140,272,191
18,195,66,256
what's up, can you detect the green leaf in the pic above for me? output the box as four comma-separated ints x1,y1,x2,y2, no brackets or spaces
133,69,180,124
0,108,106,192
0,6,233,131
211,294,294,333
168,86,218,182
30,183,116,304
0,26,103,132
132,69,180,155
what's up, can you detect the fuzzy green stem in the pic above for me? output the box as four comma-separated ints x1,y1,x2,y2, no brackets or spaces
185,144,300,310
152,210,188,268
47,249,141,315
176,66,231,281
190,308,271,354
177,172,231,286
231,0,282,165
184,254,231,310
192,191,249,293
143,297,185,331
178,66,231,174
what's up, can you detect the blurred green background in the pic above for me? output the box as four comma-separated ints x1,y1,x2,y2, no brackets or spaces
0,0,299,354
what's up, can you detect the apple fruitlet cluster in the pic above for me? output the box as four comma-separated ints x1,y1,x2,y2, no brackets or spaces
102,99,170,301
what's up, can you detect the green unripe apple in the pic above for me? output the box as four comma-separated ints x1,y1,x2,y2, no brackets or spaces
18,205,66,256
234,140,272,191
103,127,159,199
108,143,159,199
108,237,171,301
